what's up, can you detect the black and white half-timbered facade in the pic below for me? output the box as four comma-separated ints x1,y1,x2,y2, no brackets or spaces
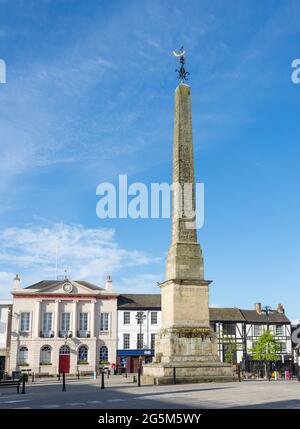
210,303,293,373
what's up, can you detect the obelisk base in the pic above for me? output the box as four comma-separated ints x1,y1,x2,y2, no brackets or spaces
142,327,235,384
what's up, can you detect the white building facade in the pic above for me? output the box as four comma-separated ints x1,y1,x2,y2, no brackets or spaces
10,275,118,376
117,294,161,373
0,299,12,378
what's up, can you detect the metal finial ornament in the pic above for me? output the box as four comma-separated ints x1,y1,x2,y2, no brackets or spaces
173,46,190,83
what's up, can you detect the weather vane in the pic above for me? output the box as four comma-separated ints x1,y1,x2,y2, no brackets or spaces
173,46,190,82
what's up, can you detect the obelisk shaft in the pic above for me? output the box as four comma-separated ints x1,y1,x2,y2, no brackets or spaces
166,84,204,281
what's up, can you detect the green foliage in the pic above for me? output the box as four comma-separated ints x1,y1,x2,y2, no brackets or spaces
251,330,282,362
221,333,242,364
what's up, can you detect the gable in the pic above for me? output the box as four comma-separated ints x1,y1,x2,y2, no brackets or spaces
23,279,104,295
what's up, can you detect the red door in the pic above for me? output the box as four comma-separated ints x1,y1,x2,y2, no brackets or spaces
59,355,70,374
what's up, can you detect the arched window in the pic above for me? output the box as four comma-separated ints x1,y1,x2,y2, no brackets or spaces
59,345,70,355
19,346,28,364
40,345,51,364
78,345,88,363
99,345,108,362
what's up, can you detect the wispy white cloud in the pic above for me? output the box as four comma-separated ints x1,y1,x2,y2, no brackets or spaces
0,223,161,295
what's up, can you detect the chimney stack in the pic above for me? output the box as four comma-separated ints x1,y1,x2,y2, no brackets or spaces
255,302,262,314
105,275,112,292
13,274,21,290
277,303,284,314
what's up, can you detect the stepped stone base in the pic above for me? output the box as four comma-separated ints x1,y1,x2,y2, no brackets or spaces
142,327,235,385
142,361,235,385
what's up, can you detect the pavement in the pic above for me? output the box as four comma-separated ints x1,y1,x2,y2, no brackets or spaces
0,376,300,409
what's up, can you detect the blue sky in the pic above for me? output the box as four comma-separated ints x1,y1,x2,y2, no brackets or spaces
0,0,299,321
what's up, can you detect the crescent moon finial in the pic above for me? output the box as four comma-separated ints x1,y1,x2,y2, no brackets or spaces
173,46,190,83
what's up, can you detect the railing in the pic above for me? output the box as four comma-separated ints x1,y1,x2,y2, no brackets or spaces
40,331,54,338
77,330,91,338
59,330,72,338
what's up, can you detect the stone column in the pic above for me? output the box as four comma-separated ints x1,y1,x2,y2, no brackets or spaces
35,300,41,337
90,300,96,337
73,300,78,336
54,300,60,337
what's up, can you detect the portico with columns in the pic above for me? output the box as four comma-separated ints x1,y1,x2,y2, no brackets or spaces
9,275,118,375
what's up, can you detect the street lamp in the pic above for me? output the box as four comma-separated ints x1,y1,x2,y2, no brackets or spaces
135,312,146,368
261,305,273,381
261,305,273,331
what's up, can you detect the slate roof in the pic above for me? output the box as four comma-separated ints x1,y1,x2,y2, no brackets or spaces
209,308,244,322
118,294,161,310
239,309,290,324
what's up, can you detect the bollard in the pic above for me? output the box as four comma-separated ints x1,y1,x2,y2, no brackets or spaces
173,367,176,385
125,369,128,378
237,364,241,382
107,369,109,379
21,374,26,394
137,367,141,387
101,370,105,389
32,372,35,383
62,372,66,392
77,370,80,380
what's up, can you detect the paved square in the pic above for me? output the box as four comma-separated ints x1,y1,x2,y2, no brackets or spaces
0,377,300,409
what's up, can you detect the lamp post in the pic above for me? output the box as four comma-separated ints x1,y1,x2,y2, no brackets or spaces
261,305,273,381
135,312,146,385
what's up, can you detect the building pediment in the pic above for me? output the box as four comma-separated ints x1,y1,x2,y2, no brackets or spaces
13,279,109,297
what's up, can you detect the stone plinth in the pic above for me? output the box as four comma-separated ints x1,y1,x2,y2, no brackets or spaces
142,280,234,384
160,279,211,329
142,361,235,385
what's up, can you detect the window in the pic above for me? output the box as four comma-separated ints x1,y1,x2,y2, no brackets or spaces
40,345,51,364
151,333,156,350
18,346,28,364
78,345,88,363
20,313,30,332
137,333,144,349
79,313,88,331
276,325,284,336
281,343,287,353
253,325,262,336
99,345,108,362
123,312,130,325
59,345,70,355
222,323,235,336
100,313,109,331
61,313,70,332
151,312,157,325
123,333,130,349
42,313,52,332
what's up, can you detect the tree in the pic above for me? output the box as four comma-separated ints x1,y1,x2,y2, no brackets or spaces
251,330,282,378
221,333,241,364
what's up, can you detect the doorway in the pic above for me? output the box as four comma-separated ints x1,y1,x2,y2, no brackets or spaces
59,345,70,374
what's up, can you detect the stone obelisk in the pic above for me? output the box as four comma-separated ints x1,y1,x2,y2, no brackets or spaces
142,49,234,384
